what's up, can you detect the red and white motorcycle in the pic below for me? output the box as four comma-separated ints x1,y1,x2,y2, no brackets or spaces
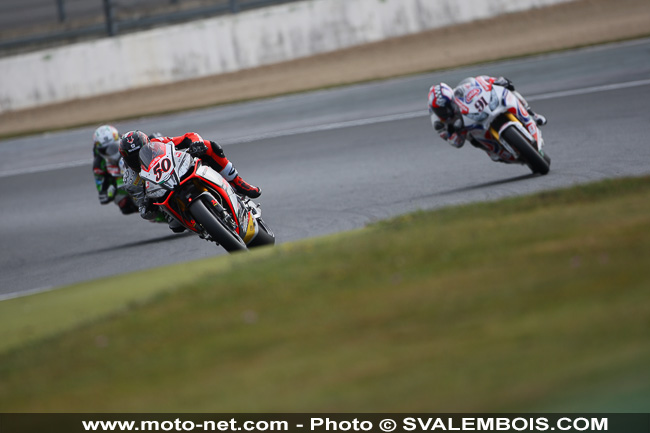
139,141,275,253
452,76,551,174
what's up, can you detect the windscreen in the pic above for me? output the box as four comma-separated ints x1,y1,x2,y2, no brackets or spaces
139,142,167,170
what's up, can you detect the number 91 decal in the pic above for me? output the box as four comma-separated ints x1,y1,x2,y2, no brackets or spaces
474,96,488,112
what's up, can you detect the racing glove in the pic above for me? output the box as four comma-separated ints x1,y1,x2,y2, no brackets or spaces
99,185,116,204
434,119,465,148
139,198,158,220
187,141,208,157
433,120,449,141
494,76,515,91
448,118,465,147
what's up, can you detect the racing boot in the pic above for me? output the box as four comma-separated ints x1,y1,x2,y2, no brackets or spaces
230,175,261,199
169,219,186,233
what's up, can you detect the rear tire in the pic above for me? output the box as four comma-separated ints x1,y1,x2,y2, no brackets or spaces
190,199,247,253
501,126,550,175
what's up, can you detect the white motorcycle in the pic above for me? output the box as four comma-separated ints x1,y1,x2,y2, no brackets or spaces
449,77,550,175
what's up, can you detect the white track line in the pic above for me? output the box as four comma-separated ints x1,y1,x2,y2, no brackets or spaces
0,159,88,178
527,78,650,101
0,285,56,302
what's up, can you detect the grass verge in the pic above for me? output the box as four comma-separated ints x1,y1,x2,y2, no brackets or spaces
0,176,649,412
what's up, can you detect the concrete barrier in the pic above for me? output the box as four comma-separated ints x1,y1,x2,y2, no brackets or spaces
0,0,575,113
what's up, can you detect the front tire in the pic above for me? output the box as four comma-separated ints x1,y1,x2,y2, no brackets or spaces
247,218,276,248
501,126,550,175
190,199,247,253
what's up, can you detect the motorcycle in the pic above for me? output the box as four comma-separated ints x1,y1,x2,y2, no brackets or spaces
451,76,550,175
138,141,275,253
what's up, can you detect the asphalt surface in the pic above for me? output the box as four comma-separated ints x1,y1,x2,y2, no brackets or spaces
1,38,650,298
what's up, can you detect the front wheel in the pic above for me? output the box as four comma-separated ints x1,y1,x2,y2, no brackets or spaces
190,199,248,253
501,126,550,175
247,218,276,248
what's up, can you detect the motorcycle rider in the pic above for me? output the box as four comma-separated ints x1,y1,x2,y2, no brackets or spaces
118,130,261,231
428,76,547,163
92,125,138,214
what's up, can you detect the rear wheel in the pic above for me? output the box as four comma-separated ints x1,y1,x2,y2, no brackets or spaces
190,199,247,253
501,126,550,175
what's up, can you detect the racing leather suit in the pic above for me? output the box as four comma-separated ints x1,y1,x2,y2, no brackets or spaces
93,148,138,214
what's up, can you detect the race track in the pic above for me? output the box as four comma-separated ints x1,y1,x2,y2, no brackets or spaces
1,38,649,298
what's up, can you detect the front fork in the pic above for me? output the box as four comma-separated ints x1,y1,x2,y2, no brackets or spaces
195,192,239,234
490,112,541,155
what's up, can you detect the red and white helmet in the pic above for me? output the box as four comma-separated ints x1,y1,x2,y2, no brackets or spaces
119,130,150,171
428,83,456,121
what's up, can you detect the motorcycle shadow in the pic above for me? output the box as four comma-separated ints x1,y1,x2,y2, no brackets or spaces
64,232,195,260
97,232,195,254
434,173,538,197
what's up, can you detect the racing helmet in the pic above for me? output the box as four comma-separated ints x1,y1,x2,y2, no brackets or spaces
428,83,456,120
119,130,150,171
93,125,120,158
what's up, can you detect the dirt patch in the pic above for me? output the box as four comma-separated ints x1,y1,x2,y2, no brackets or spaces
1,0,648,138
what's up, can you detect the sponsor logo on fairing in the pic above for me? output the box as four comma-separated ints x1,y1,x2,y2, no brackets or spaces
466,88,480,103
516,100,530,119
477,76,492,91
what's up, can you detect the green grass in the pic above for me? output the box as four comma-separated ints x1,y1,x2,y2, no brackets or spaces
1,177,649,412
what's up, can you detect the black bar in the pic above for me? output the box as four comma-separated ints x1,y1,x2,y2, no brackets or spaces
102,0,116,37
0,414,648,433
229,0,239,13
56,0,66,22
0,24,106,52
116,3,231,31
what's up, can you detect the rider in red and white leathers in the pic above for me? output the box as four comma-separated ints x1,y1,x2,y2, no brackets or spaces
155,132,261,198
428,76,547,163
119,131,261,231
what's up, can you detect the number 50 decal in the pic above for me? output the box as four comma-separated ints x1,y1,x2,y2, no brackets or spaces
153,157,172,182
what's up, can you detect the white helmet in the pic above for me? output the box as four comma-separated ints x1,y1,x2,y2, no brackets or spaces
93,125,121,161
93,125,120,148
